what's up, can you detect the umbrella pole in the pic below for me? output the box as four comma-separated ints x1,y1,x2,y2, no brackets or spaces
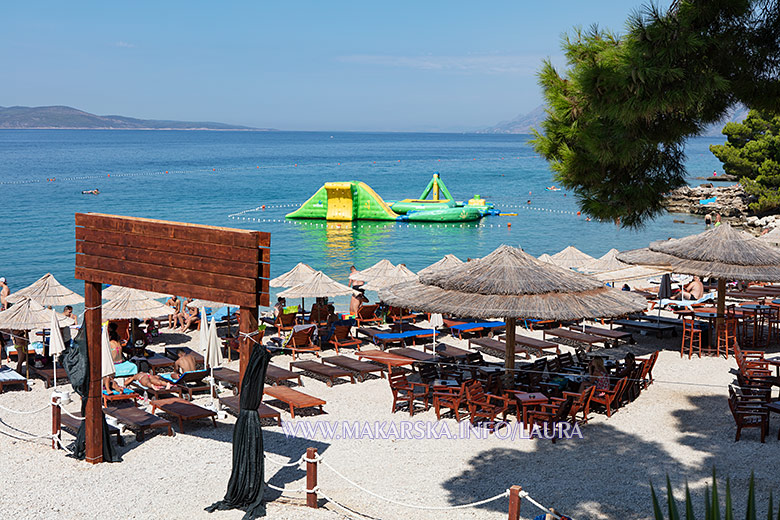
716,278,726,338
505,317,516,370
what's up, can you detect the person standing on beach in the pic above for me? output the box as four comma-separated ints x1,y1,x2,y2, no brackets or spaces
714,213,722,227
0,277,9,310
704,213,712,228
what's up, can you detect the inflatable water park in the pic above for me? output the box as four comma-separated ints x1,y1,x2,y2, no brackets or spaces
286,173,498,223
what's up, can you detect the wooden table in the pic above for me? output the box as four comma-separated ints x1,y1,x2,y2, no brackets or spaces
150,397,217,432
506,391,548,431
740,304,775,348
264,386,326,419
356,349,416,372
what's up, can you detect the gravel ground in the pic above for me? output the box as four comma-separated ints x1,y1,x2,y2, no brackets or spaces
1,320,779,520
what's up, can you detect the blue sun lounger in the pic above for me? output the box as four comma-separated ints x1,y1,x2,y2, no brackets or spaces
449,321,506,339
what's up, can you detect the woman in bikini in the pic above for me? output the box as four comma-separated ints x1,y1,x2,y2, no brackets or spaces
124,372,172,390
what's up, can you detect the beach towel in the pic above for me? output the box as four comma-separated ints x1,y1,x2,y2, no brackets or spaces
159,369,208,384
113,360,138,378
659,292,716,309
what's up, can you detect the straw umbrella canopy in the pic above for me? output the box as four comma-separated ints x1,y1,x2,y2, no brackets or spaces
101,292,171,321
537,253,555,264
593,265,669,284
617,223,780,320
102,285,168,301
759,227,780,247
270,262,317,288
417,255,464,277
380,245,646,370
7,273,84,307
188,299,229,309
278,271,355,299
0,296,75,330
349,259,396,283
362,264,418,291
550,246,596,269
581,249,628,273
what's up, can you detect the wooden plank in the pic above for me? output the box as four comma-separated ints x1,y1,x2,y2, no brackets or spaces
76,241,261,279
76,213,270,248
84,282,103,464
75,267,262,308
76,254,257,294
76,227,264,266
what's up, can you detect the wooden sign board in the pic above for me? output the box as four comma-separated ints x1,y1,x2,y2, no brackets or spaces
75,213,269,307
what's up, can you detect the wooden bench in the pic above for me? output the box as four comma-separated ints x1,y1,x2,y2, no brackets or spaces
104,404,173,441
543,328,606,349
611,319,676,338
264,386,326,419
266,364,303,386
497,334,561,356
468,337,530,360
567,325,634,346
322,355,387,381
60,411,124,446
150,397,217,433
219,395,281,426
289,360,355,386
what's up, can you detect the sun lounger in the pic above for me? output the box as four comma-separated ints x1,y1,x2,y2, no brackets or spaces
27,364,68,389
356,349,416,372
128,380,183,400
104,403,173,441
264,386,326,419
159,370,210,399
266,364,303,386
0,366,29,393
567,325,634,346
611,318,676,338
543,328,606,349
468,337,531,360
449,321,506,340
219,395,281,426
321,355,387,381
59,411,124,446
357,327,408,348
497,334,561,356
421,342,471,359
289,360,355,386
164,347,205,365
150,397,217,432
212,367,241,391
102,387,139,407
389,348,437,362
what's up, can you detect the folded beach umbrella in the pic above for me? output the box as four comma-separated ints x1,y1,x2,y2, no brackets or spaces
101,291,170,320
49,309,67,388
349,258,395,283
550,246,596,270
362,264,418,291
269,262,317,288
278,271,355,299
417,254,464,277
100,324,115,379
199,308,209,356
7,273,84,307
205,317,223,407
101,285,168,301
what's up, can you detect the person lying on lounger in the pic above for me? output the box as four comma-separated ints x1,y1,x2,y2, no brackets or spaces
173,350,198,378
103,375,124,393
124,372,172,390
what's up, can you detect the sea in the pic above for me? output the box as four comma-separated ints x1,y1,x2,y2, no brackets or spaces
0,130,726,312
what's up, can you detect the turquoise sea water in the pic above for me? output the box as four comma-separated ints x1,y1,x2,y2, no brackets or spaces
0,130,725,310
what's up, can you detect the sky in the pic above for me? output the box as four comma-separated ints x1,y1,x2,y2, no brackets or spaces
3,1,673,132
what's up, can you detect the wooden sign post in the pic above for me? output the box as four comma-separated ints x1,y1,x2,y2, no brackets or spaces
75,213,269,463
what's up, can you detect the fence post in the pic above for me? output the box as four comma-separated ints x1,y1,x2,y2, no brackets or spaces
306,447,318,509
508,485,522,520
51,396,61,450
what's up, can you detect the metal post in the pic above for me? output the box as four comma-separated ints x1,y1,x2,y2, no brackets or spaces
508,485,522,520
84,281,103,464
306,447,318,508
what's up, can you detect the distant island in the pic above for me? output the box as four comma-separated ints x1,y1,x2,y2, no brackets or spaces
478,104,749,137
0,105,275,131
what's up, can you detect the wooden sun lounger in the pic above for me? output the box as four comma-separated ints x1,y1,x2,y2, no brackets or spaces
211,367,241,392
389,348,437,362
219,395,281,426
26,365,67,389
321,355,387,381
289,360,356,386
104,403,173,441
468,337,531,360
497,334,561,356
128,381,183,401
0,366,29,392
264,386,326,419
145,353,175,374
150,397,217,433
164,347,205,365
160,370,211,400
356,349,416,372
611,318,675,338
357,327,407,348
423,343,471,359
567,325,635,346
448,321,506,340
266,364,303,386
543,328,606,349
60,411,124,446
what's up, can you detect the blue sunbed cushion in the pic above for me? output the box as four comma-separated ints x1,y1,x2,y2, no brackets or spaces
102,388,136,396
159,369,208,384
449,321,505,332
375,329,436,340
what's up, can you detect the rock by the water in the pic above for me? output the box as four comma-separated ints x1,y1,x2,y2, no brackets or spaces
664,184,755,218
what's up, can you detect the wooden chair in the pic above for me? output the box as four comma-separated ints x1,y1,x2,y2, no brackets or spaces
590,377,627,417
526,395,575,442
388,371,429,416
275,312,298,333
637,351,659,388
728,386,768,442
716,317,739,358
557,352,575,371
329,325,362,353
387,307,417,324
681,316,702,359
356,305,382,327
285,327,320,360
433,382,466,420
464,381,509,426
554,385,594,424
415,362,438,385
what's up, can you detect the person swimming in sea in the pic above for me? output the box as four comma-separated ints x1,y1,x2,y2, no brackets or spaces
81,188,100,195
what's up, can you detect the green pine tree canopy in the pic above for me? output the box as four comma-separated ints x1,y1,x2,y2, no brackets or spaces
710,110,780,212
531,0,780,227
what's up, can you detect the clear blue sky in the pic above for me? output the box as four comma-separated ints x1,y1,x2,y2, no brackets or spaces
3,1,671,132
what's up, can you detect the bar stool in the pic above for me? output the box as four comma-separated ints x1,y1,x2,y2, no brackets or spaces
716,317,738,358
681,316,702,359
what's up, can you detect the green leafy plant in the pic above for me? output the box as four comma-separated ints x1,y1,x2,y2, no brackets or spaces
651,470,778,520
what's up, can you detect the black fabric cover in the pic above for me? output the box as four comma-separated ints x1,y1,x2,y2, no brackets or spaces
206,343,270,519
658,273,673,300
60,325,120,462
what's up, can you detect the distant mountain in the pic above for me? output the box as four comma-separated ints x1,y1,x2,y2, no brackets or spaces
480,103,749,136
0,105,272,130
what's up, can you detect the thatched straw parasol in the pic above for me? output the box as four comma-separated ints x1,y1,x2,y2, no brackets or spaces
101,292,171,320
537,253,555,264
362,264,418,291
102,285,169,301
759,227,780,247
349,259,395,283
581,249,627,273
380,245,646,370
0,296,75,330
550,246,595,269
270,263,317,288
593,265,668,284
188,299,229,309
278,271,355,299
7,273,84,307
617,223,780,321
417,255,464,277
